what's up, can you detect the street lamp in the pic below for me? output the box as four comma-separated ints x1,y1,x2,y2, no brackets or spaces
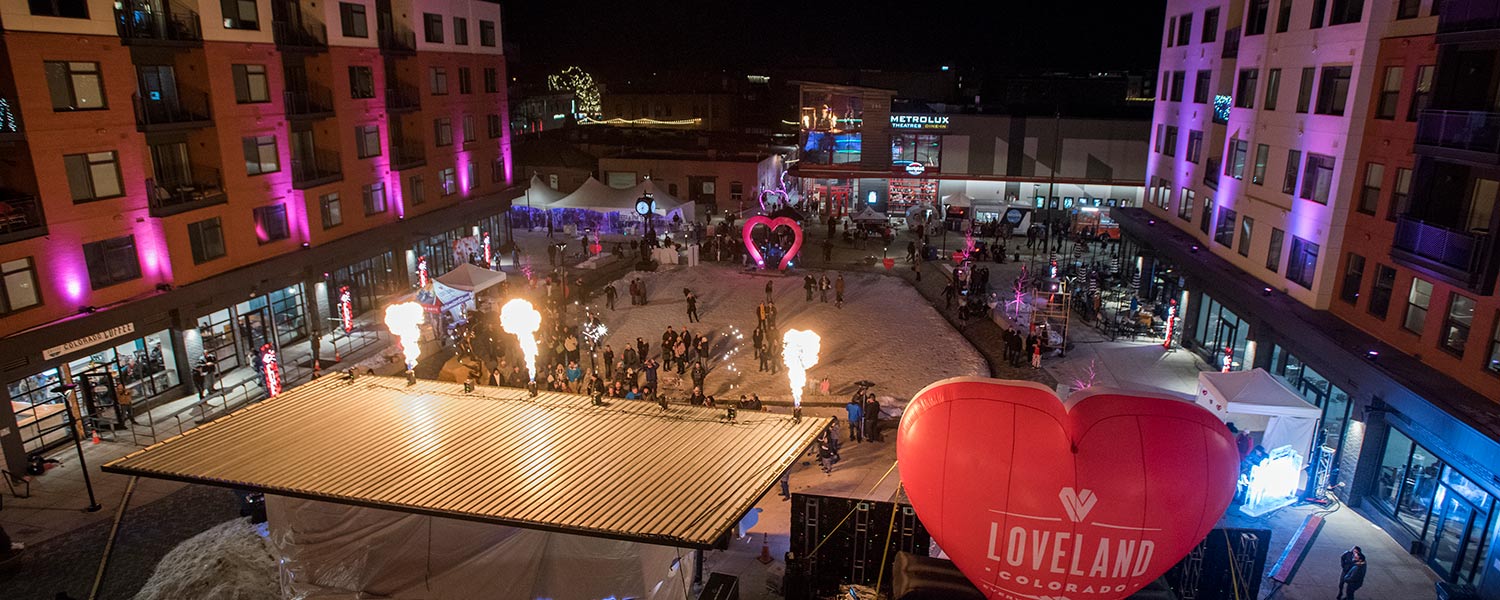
51,384,102,512
635,195,657,271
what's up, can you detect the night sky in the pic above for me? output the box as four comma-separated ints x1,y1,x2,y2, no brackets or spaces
501,1,1168,84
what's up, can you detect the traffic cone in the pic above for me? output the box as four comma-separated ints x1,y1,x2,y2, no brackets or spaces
91,430,101,444
334,349,342,362
757,533,773,564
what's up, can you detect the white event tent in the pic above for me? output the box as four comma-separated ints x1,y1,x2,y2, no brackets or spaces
522,173,567,209
434,263,506,294
1196,368,1321,460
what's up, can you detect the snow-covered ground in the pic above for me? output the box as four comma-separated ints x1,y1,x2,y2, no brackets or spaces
132,518,277,600
589,264,987,405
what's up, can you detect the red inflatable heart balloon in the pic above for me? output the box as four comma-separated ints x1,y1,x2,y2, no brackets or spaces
742,216,804,271
897,377,1238,600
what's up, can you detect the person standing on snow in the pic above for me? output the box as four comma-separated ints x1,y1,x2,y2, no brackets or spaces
765,280,774,302
834,274,846,308
845,398,863,443
819,274,831,303
604,283,617,310
686,291,701,323
804,274,816,302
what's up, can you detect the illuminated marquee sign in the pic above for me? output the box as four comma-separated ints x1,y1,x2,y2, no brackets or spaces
338,286,354,333
890,114,950,130
260,343,283,397
905,162,927,176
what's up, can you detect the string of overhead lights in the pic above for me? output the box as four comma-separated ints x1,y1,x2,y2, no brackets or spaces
579,116,703,126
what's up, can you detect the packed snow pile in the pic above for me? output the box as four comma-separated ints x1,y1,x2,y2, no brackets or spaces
133,518,277,600
594,265,986,404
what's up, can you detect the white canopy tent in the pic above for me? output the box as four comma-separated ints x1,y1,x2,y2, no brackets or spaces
942,192,973,208
550,177,684,216
1196,368,1321,460
435,263,506,294
523,174,567,209
851,206,888,223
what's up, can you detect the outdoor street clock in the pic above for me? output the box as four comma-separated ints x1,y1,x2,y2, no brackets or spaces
636,197,651,215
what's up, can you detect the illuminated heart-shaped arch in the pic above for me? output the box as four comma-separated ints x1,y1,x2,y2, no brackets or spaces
759,188,788,212
742,216,803,271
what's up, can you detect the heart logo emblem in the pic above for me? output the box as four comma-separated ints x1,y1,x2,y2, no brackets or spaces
897,377,1238,600
759,188,788,212
742,216,804,271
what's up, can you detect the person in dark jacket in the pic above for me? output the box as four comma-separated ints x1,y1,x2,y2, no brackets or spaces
1339,546,1366,599
864,395,882,441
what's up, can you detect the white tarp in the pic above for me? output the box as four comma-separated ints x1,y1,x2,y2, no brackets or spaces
523,173,567,209
266,496,696,600
435,263,506,294
550,177,684,215
942,192,973,208
851,206,888,223
1196,368,1321,459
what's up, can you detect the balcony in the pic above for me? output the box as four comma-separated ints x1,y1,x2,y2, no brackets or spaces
284,87,334,120
273,20,328,52
1415,110,1500,162
1391,214,1497,293
0,97,22,142
0,193,47,244
378,28,416,55
385,85,420,113
291,150,342,189
148,170,226,217
1221,27,1240,59
389,141,425,171
115,6,202,45
133,90,212,131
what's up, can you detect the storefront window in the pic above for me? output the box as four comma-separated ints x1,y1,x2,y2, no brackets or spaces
411,228,468,282
330,251,399,317
803,131,861,165
891,133,941,168
1427,466,1495,585
1375,427,1443,536
1191,294,1249,368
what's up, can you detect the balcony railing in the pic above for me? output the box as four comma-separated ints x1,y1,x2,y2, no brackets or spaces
273,20,328,51
389,141,425,170
291,150,342,189
385,85,420,112
378,28,416,55
1415,110,1500,156
284,87,334,119
115,7,202,44
1392,215,1492,288
1221,27,1240,59
148,170,226,217
133,90,212,130
0,193,47,244
0,97,22,141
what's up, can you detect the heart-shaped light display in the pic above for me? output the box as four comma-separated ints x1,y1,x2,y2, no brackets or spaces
742,216,803,271
759,188,788,212
897,377,1238,600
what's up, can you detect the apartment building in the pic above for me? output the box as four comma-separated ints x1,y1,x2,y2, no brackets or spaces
0,0,515,476
1127,0,1500,593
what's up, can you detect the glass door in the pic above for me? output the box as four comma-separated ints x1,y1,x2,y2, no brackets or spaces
1430,490,1477,579
75,369,121,425
137,65,180,121
237,304,274,359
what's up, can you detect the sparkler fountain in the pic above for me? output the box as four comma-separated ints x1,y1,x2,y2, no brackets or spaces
782,329,821,422
501,298,542,397
383,302,426,385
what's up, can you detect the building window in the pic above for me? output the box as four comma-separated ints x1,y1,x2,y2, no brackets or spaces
1193,70,1212,104
1166,16,1176,47
434,117,452,146
1177,13,1193,46
1238,216,1254,257
1368,264,1396,318
1276,0,1293,31
430,67,448,95
1389,167,1413,220
1266,227,1284,273
1373,66,1403,120
1202,8,1219,42
232,64,270,104
891,133,942,167
1404,277,1434,333
1178,188,1195,221
1163,126,1178,157
1487,317,1500,374
362,182,386,214
1286,236,1319,289
1170,71,1185,102
491,158,503,183
1154,125,1164,153
407,175,425,205
439,168,456,196
1409,65,1434,121
730,181,744,201
1215,207,1238,247
423,13,443,43
1160,72,1169,101
187,217,226,264
458,67,472,94
43,61,106,111
1441,294,1476,355
1301,153,1335,204
252,204,289,243
1373,429,1443,536
83,235,141,289
1310,0,1326,28
465,161,475,192
1251,144,1269,185
1315,66,1352,116
1282,149,1301,194
339,2,366,37
453,17,468,45
320,192,342,228
1329,0,1362,25
355,125,380,159
479,20,496,47
1226,139,1249,179
1187,130,1204,163
349,66,375,99
1200,199,1214,235
242,135,279,175
1246,0,1269,35
0,258,40,315
487,114,502,139
462,114,475,143
1235,69,1258,108
1396,0,1421,18
28,0,88,18
1264,68,1281,111
63,151,123,202
219,0,258,30
1359,163,1384,215
1295,67,1315,113
1339,253,1364,304
483,67,499,93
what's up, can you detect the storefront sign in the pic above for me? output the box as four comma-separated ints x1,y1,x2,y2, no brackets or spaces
339,286,354,334
890,114,950,130
904,162,927,176
260,343,283,397
43,323,137,360
417,256,430,288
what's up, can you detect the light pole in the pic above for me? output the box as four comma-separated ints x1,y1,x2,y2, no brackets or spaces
635,195,656,271
52,384,102,512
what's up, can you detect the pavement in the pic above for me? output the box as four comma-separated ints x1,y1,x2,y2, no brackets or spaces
0,221,1444,600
